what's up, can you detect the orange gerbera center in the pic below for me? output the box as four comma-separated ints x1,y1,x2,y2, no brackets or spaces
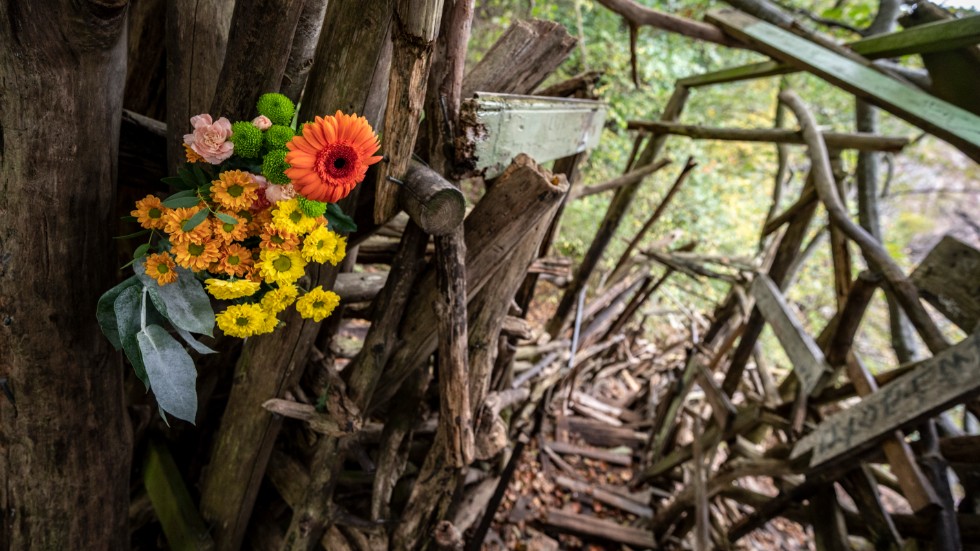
315,144,358,183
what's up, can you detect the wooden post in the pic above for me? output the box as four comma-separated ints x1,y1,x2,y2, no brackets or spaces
280,0,330,102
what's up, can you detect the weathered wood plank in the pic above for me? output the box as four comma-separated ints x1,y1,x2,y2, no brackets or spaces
460,93,606,179
911,234,980,332
793,330,980,468
751,274,832,395
679,14,980,88
544,510,657,548
707,9,980,163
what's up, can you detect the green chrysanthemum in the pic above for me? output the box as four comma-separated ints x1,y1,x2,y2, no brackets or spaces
264,124,295,151
229,121,263,158
297,197,327,218
262,149,291,185
256,93,295,126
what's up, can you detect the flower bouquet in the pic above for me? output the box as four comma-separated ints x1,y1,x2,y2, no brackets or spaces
97,93,381,423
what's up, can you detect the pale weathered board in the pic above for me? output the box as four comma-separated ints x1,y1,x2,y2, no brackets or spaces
792,330,980,468
706,9,980,163
911,235,980,332
461,92,606,179
751,275,832,395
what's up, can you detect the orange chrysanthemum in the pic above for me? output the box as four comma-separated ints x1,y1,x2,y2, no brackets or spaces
214,243,254,278
211,212,248,244
172,239,222,271
144,253,178,286
284,111,382,203
164,205,211,244
132,195,169,231
259,226,300,252
184,143,204,163
211,170,259,211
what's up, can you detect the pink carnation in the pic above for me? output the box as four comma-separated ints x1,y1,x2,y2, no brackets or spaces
250,174,272,211
252,115,273,131
183,114,234,164
265,183,297,204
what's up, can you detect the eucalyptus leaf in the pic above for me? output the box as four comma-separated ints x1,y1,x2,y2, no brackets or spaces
137,324,198,424
114,285,149,389
175,326,218,355
96,276,140,350
135,259,215,337
181,209,209,232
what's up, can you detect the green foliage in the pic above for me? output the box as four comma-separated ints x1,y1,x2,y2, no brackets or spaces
230,121,263,158
137,324,199,424
325,202,357,233
298,196,327,218
256,92,295,126
262,149,291,184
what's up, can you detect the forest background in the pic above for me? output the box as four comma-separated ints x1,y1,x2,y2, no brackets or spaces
470,0,978,373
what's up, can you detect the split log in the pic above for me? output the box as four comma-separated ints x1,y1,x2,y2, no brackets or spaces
280,0,330,102
400,161,466,235
626,120,909,152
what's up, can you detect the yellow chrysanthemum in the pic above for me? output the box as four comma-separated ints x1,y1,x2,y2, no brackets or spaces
257,249,307,285
205,278,261,300
271,198,318,235
211,212,248,244
213,243,254,278
164,205,211,244
172,239,222,271
211,170,259,211
260,283,299,313
216,304,266,338
144,253,178,286
259,225,300,251
132,195,169,231
295,286,340,322
302,226,346,265
256,309,280,335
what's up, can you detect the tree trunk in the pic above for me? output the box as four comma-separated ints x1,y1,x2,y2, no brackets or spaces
0,1,132,548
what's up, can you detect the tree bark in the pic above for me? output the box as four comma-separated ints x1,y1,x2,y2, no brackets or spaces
0,1,132,548
280,0,330,103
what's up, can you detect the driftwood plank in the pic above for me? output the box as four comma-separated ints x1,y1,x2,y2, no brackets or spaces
793,330,980,468
707,9,980,163
911,234,980,332
460,93,606,179
751,274,833,395
544,510,657,548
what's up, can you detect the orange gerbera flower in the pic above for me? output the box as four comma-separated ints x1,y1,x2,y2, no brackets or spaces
284,111,382,203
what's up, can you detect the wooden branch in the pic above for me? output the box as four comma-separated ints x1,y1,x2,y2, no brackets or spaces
374,0,445,223
570,158,670,199
461,19,575,98
399,161,466,235
547,441,632,467
838,465,904,548
627,120,910,152
911,234,980,332
595,0,744,49
280,0,329,102
210,0,305,121
144,440,215,551
554,475,653,518
538,70,604,98
261,399,360,436
780,90,949,355
334,272,388,303
544,510,657,548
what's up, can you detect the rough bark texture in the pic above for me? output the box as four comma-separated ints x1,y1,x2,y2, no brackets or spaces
280,0,330,103
0,1,132,548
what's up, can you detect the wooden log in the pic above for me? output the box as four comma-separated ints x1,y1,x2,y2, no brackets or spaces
537,70,603,98
209,0,306,121
810,485,850,551
260,399,360,436
708,9,980,163
838,465,904,548
369,155,569,410
544,510,657,548
547,441,632,467
143,440,215,551
554,475,653,518
165,0,234,172
280,0,329,102
124,0,167,119
626,120,910,151
373,0,444,223
570,159,671,199
911,234,980,332
547,84,689,338
399,161,466,235
461,19,575,99
334,272,388,304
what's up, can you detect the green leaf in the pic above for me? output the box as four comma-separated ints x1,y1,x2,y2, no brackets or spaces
114,229,151,240
137,324,198,424
166,189,197,200
114,285,149,389
175,326,218,355
164,196,204,209
120,215,139,223
133,243,151,260
135,259,215,337
192,163,209,187
177,167,197,190
161,176,188,190
181,209,209,232
214,212,238,225
325,203,357,233
96,276,140,350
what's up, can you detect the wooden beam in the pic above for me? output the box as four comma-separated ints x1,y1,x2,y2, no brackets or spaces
399,160,466,235
679,14,980,88
626,120,909,152
706,9,980,163
459,93,606,179
793,329,980,469
751,275,832,395
911,234,980,332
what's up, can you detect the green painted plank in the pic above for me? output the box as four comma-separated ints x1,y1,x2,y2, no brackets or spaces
680,14,980,88
462,92,607,179
707,9,980,163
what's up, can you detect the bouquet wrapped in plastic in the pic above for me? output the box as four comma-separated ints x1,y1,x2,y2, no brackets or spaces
97,93,381,423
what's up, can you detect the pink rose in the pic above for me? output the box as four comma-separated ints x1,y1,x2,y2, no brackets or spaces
252,115,273,130
183,114,234,164
265,183,297,204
